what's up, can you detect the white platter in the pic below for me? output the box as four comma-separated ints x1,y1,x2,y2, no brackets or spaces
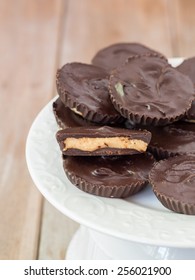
26,58,195,248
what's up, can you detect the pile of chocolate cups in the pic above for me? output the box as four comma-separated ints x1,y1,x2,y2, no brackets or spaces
53,42,195,215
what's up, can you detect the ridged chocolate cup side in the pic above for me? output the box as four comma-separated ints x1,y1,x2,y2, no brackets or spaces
53,99,66,129
109,93,185,126
148,145,195,160
64,168,148,198
148,145,178,160
149,156,195,215
152,189,195,215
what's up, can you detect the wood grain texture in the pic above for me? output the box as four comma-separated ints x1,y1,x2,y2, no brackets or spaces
59,0,173,67
0,0,63,259
168,0,195,57
38,201,79,260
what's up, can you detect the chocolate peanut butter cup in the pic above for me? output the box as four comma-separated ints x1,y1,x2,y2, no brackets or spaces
63,153,155,198
56,126,151,156
92,42,165,72
147,121,195,159
109,53,195,126
176,57,195,122
53,97,98,129
149,154,195,215
56,62,124,124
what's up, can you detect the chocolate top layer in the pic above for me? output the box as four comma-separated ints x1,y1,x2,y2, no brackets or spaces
64,153,155,186
148,121,195,155
149,154,195,204
92,42,165,72
109,54,195,125
176,57,195,120
56,125,151,141
56,63,123,124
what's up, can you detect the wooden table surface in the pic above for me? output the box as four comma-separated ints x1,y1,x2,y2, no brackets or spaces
1,0,195,260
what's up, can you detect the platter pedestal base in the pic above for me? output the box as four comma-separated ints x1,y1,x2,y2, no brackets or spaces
66,225,195,260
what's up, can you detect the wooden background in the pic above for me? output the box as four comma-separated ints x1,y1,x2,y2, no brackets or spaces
1,0,195,259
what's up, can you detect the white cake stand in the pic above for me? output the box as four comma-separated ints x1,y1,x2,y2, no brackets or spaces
26,59,195,260
66,226,195,260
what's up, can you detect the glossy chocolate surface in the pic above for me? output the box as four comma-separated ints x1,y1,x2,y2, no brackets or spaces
109,54,195,125
64,153,155,187
92,42,164,72
150,154,195,204
56,62,123,124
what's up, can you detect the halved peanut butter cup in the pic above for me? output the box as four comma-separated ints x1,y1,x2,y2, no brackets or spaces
56,126,151,156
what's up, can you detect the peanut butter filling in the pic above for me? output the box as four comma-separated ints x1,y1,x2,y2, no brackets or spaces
63,137,147,152
70,107,83,116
